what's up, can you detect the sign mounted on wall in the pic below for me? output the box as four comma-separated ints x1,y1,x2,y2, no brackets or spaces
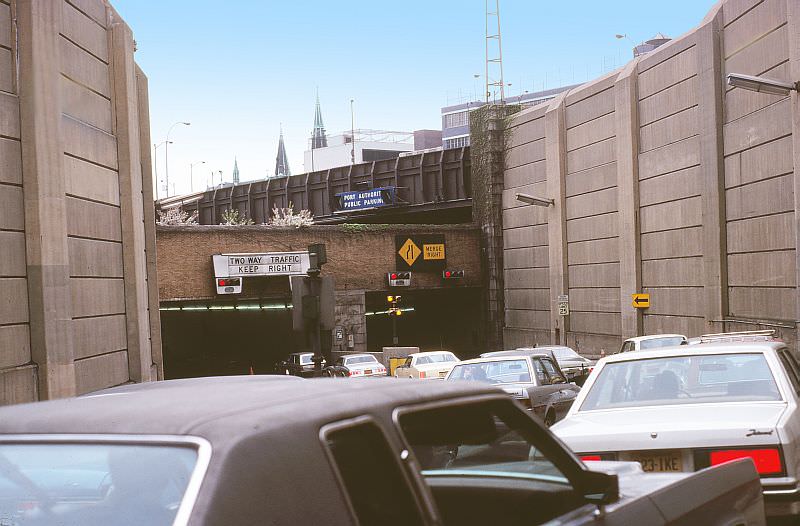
395,235,446,271
212,252,311,278
632,293,650,309
556,294,569,316
335,187,396,212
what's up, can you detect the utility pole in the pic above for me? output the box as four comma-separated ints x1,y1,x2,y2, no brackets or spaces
485,0,506,104
350,99,355,164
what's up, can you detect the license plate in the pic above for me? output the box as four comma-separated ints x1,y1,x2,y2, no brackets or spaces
630,451,683,472
365,370,372,375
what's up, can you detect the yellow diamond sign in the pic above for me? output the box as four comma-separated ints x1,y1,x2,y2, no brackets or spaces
398,238,421,267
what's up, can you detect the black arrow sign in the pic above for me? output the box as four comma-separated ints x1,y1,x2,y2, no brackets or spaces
633,296,647,305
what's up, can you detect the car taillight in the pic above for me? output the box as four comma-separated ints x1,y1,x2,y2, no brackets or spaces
581,455,602,462
579,453,616,462
709,448,783,475
419,371,426,379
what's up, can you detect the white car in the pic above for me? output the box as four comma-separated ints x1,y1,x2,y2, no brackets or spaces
393,350,459,379
335,353,386,378
619,333,687,353
552,339,800,519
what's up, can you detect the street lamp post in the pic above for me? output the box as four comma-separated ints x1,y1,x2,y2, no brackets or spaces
153,140,172,199
164,121,190,197
189,161,206,193
350,99,355,165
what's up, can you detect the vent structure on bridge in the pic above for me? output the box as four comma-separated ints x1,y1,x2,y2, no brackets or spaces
312,91,328,149
275,126,291,177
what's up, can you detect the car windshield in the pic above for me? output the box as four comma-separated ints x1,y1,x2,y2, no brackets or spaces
639,337,685,350
550,347,581,360
398,400,568,485
346,355,377,365
0,443,198,525
299,354,313,365
426,353,457,364
580,353,782,411
448,359,531,384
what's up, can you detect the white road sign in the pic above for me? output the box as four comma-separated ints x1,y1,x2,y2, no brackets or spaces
213,252,310,278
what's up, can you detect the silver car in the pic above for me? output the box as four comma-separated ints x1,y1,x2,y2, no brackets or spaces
335,353,387,377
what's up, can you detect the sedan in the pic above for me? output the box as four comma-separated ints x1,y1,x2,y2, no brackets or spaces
335,353,387,377
394,350,459,379
483,346,595,386
619,334,687,353
275,352,325,377
552,339,800,520
446,354,579,426
0,376,765,525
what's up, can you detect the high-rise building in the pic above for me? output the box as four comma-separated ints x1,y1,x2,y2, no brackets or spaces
275,127,291,177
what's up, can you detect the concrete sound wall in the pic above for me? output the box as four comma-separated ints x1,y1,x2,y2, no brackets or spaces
503,0,800,354
0,0,161,403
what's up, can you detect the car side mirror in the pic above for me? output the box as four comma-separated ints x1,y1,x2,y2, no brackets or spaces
579,470,619,506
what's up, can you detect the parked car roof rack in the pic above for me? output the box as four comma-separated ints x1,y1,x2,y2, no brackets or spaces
698,330,777,343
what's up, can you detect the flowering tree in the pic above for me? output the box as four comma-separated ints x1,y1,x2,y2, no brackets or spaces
220,209,255,226
269,203,314,227
157,208,198,226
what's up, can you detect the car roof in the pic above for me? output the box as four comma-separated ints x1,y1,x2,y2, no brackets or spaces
412,351,455,357
455,355,538,365
483,349,554,358
623,334,686,343
289,352,313,357
341,353,376,359
0,376,498,440
602,341,786,364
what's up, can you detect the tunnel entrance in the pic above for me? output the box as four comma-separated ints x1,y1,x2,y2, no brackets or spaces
160,299,297,379
365,287,484,360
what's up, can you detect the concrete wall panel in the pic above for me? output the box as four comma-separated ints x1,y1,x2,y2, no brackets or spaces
643,314,706,337
0,366,38,405
639,135,700,180
505,309,550,330
639,76,697,126
566,138,615,174
504,268,549,289
507,113,545,148
639,107,698,153
70,278,126,318
66,197,121,242
569,312,621,336
74,350,129,395
569,287,620,313
506,289,549,310
60,76,113,132
0,138,22,185
0,2,10,49
68,0,108,28
64,155,120,205
566,112,615,151
724,98,791,155
502,181,548,210
639,166,702,207
565,162,617,197
0,231,26,277
503,206,546,230
59,37,111,97
728,250,796,287
568,238,619,265
504,224,548,249
0,48,13,94
0,91,20,138
62,115,118,170
642,257,704,287
566,212,619,243
504,247,549,270
640,196,702,233
723,0,786,57
638,47,698,100
565,187,618,220
506,139,546,169
641,227,703,259
60,1,109,62
724,134,793,188
68,238,124,278
724,62,788,122
729,286,795,320
726,174,794,221
568,262,620,288
724,24,788,79
565,87,614,129
72,314,127,360
0,279,29,324
505,160,546,188
0,185,25,231
727,212,795,253
0,326,31,369
642,286,705,317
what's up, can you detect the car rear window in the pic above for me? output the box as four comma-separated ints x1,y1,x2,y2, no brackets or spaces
639,337,685,350
0,442,198,525
448,359,531,384
580,353,782,411
345,356,378,365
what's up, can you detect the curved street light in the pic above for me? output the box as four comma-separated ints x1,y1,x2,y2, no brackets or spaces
164,121,190,197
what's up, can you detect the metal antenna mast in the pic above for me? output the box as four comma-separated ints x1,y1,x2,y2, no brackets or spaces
485,0,505,104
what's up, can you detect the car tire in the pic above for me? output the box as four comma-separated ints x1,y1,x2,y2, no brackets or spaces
544,410,555,427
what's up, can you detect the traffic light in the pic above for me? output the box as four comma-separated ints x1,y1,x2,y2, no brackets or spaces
442,270,465,279
216,277,242,294
388,271,411,287
387,295,403,316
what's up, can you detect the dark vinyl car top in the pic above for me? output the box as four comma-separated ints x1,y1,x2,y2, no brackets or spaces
0,377,505,526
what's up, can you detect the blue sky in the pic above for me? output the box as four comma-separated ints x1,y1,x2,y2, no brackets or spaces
111,0,716,198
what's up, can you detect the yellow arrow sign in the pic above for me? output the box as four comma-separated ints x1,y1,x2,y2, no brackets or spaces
398,238,421,267
632,293,650,309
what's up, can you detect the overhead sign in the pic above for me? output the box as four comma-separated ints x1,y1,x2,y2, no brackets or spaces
632,293,650,309
557,295,569,316
395,235,446,271
212,252,310,278
335,187,396,212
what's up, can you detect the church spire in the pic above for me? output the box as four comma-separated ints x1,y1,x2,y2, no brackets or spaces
311,89,328,149
232,157,240,184
275,126,291,177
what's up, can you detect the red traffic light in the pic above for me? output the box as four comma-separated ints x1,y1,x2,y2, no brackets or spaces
391,273,398,280
445,271,451,278
442,270,464,279
217,278,241,287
